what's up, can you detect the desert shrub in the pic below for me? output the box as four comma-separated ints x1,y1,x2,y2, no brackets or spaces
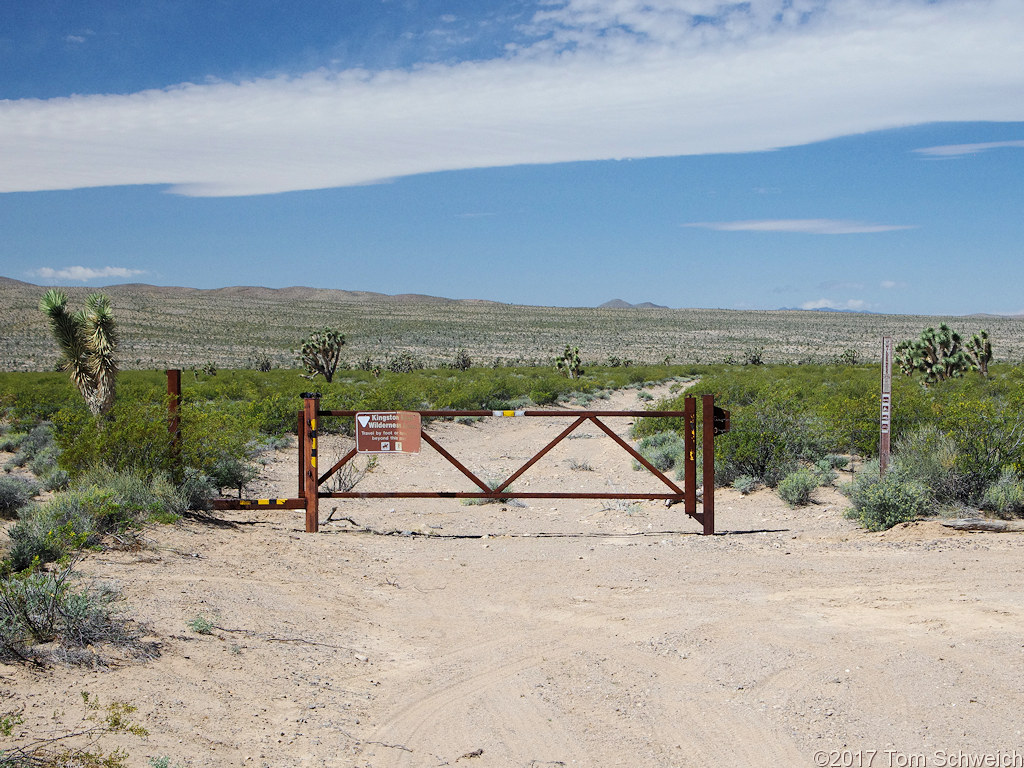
175,468,218,512
732,475,759,494
712,405,813,487
892,425,963,503
5,469,185,572
6,493,100,572
937,394,1024,502
52,400,174,479
0,431,27,452
813,459,838,486
822,454,850,470
246,392,301,436
843,460,932,531
206,452,259,498
187,615,215,635
980,470,1024,519
53,395,260,501
778,468,818,507
0,566,138,664
0,476,38,518
442,349,472,371
635,431,687,472
529,387,558,405
0,690,147,766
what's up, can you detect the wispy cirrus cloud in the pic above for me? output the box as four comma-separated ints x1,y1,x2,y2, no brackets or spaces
914,139,1024,157
801,298,867,311
0,0,1023,197
33,266,145,282
684,219,915,235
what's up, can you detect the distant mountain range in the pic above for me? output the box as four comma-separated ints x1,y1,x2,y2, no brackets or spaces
777,306,878,314
599,298,670,309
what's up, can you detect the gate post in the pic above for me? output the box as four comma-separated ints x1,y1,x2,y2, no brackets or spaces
302,394,320,532
684,396,697,520
701,395,715,535
297,410,306,499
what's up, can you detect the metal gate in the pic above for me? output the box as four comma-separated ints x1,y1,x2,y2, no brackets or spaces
211,392,724,535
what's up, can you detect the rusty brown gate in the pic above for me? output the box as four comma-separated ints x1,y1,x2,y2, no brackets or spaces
209,391,725,535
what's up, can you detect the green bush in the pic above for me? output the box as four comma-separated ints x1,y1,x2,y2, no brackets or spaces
778,468,818,507
843,461,932,531
53,395,260,495
980,470,1024,519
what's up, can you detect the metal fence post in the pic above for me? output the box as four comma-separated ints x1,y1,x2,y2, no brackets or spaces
701,394,715,535
302,395,320,532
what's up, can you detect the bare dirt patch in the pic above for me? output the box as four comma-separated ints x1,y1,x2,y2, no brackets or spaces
5,384,1024,767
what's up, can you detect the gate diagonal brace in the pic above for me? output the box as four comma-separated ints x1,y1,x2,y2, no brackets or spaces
495,414,588,493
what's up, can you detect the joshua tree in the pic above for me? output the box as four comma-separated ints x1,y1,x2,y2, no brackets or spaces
39,289,119,417
894,324,972,385
556,345,584,379
298,327,345,383
966,330,993,377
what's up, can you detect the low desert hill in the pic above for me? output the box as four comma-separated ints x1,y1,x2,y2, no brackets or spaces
3,278,1021,371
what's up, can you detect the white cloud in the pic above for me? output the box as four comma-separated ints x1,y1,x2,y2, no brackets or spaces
33,266,146,282
914,139,1024,157
684,219,915,234
801,298,867,310
880,279,900,289
2,0,1024,197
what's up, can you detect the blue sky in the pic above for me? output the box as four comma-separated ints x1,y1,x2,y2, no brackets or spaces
1,0,1023,314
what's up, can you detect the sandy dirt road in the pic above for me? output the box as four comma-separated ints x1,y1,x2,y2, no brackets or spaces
4,384,1024,767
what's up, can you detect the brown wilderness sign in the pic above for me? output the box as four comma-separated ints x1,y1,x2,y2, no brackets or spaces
356,411,422,454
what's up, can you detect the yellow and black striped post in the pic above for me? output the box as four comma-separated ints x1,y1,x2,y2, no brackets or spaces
683,396,697,522
302,394,320,532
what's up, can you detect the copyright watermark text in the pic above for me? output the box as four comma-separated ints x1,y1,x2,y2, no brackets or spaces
812,750,1024,768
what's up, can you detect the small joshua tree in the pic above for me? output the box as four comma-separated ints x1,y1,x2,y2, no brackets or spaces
966,330,993,378
39,289,119,417
556,345,584,380
298,327,345,383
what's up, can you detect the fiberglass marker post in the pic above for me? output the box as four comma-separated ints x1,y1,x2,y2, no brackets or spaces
880,336,893,476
